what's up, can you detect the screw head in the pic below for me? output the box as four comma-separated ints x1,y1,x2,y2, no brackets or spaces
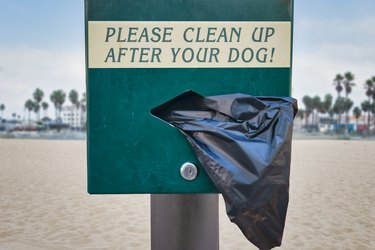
180,162,198,181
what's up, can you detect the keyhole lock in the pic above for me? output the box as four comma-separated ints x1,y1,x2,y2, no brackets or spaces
180,162,198,181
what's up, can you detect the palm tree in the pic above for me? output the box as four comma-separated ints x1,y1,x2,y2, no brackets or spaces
322,94,333,113
361,100,371,126
33,103,40,121
333,97,351,133
302,95,313,126
70,89,79,111
343,72,355,128
24,99,34,125
33,88,44,102
371,102,375,127
364,78,373,126
312,95,321,126
33,88,44,121
69,89,79,107
50,90,66,121
333,74,344,97
41,102,49,118
296,109,305,120
333,74,344,124
352,107,361,126
343,72,355,95
317,94,333,132
343,98,353,114
69,89,79,129
343,98,354,133
80,92,87,129
364,79,373,97
0,104,5,118
81,92,86,103
328,108,335,130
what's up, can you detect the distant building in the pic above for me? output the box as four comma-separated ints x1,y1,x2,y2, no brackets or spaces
348,114,366,124
41,116,52,123
61,106,83,128
331,114,366,125
0,119,22,132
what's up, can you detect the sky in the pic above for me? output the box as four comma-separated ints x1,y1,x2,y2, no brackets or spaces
0,0,375,118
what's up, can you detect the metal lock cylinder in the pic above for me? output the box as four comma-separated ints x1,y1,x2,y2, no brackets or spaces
180,162,198,180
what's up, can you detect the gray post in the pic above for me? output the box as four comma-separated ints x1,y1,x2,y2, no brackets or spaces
151,194,219,250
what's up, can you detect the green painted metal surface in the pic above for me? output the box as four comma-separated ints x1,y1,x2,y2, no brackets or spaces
86,0,293,194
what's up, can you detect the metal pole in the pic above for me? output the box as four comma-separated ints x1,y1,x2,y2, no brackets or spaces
151,194,219,250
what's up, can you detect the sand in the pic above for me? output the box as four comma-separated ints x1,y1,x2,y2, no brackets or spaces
0,139,374,250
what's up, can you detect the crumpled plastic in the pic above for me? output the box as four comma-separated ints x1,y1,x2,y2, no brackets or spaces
151,90,298,250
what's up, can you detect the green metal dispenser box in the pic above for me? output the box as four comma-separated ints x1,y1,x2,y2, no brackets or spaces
86,0,293,194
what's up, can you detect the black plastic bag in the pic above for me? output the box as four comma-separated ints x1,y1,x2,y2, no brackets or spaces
151,90,298,250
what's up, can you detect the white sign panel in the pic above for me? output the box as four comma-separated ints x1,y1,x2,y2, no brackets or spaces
88,21,291,68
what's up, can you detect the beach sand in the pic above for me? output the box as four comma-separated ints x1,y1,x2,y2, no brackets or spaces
0,139,374,249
